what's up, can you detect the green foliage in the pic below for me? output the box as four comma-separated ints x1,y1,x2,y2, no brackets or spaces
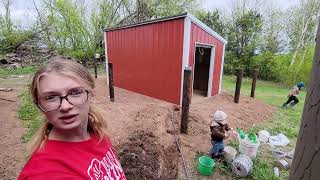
43,0,94,58
0,1,35,54
36,0,106,61
196,10,227,37
225,9,263,76
18,90,42,142
252,52,283,81
0,66,37,78
0,30,34,54
260,9,285,54
149,0,199,18
125,0,199,22
278,46,314,86
224,44,313,86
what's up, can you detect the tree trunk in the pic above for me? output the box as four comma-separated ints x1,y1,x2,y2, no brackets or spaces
290,16,312,66
289,19,320,180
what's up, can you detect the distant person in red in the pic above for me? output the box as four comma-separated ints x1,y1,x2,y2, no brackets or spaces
19,58,126,179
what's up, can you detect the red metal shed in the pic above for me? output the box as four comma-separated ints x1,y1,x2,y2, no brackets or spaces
103,13,227,105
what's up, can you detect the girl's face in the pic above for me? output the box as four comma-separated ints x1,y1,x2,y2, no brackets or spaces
37,72,93,131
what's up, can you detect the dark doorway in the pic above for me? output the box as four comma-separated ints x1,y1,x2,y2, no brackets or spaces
193,46,211,97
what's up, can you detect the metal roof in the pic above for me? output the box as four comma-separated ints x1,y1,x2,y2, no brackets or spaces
103,12,227,44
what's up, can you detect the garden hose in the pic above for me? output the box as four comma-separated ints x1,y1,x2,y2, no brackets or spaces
231,154,253,177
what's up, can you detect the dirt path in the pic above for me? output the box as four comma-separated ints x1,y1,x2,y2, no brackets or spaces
0,76,30,180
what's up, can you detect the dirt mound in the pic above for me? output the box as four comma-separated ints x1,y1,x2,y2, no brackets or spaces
116,105,179,179
118,131,160,179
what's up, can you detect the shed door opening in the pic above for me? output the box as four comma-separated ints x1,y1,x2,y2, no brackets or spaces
193,46,212,97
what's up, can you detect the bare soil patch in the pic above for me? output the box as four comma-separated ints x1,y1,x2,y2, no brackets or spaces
0,76,30,180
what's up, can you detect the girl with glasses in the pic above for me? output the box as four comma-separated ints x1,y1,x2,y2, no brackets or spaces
18,58,126,179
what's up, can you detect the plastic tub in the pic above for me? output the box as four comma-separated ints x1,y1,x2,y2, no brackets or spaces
258,130,270,143
239,138,260,158
198,156,215,176
224,146,237,163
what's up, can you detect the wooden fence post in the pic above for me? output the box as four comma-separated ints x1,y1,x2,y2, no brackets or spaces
94,57,98,79
94,54,100,79
181,67,192,134
234,68,243,103
108,62,114,102
250,69,258,98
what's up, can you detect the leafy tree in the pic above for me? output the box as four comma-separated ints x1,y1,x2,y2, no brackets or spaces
260,9,284,54
33,0,120,63
195,10,227,37
225,9,263,76
286,0,320,66
118,0,199,24
0,0,34,54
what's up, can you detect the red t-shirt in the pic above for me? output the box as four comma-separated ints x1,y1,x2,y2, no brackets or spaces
18,135,126,180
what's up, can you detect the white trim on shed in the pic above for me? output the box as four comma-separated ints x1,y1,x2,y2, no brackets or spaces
186,13,227,45
219,44,226,95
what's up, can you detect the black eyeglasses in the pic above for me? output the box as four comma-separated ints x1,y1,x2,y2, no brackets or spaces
37,89,89,112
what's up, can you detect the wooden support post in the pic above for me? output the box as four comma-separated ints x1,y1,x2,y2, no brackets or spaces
108,62,114,102
234,68,243,103
250,69,258,98
94,57,98,79
289,19,320,179
181,67,192,134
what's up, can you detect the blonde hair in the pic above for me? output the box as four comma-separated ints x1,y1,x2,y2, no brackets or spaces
28,57,108,154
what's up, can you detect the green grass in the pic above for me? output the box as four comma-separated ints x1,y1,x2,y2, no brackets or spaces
250,158,280,180
0,66,37,78
17,90,42,142
222,75,305,140
218,75,305,180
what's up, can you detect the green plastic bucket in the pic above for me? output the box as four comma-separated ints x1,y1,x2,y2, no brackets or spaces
198,156,215,176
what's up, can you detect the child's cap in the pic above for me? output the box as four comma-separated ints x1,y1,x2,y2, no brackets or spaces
213,110,227,125
297,82,305,88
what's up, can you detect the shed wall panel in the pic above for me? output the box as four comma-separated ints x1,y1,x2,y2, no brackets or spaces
106,19,184,104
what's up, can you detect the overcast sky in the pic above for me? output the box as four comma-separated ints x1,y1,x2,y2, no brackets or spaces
202,0,299,11
0,0,299,28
